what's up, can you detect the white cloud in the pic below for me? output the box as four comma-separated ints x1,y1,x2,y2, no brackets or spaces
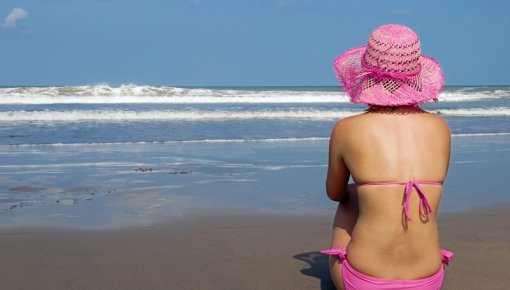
2,7,28,29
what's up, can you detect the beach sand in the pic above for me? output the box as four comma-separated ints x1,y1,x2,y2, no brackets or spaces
1,205,509,290
1,135,509,289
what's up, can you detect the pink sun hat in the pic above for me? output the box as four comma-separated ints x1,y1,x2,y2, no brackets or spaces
334,24,444,106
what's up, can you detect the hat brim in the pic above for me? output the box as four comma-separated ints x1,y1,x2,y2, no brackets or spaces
333,46,444,106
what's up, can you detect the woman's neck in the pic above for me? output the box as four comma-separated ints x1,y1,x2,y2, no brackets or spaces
366,105,425,114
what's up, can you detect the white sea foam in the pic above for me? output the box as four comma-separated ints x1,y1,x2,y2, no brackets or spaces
0,85,347,104
0,109,357,122
0,85,507,104
434,107,510,116
1,106,508,123
1,133,508,148
438,89,510,102
0,137,330,147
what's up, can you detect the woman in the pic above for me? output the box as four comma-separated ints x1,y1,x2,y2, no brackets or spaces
321,24,453,290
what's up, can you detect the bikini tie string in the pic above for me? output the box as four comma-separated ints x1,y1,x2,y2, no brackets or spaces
440,249,454,266
403,180,434,221
320,247,347,261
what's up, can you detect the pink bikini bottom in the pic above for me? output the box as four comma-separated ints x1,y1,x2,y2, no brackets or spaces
321,248,454,290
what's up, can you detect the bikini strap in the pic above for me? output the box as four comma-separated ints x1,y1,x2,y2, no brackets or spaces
355,180,442,221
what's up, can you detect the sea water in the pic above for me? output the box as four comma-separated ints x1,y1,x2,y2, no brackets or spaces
0,85,509,145
0,85,509,228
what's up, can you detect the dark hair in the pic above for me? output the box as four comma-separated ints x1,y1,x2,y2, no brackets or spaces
365,103,426,113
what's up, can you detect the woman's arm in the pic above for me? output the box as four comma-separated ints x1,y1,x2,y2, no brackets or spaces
326,121,351,202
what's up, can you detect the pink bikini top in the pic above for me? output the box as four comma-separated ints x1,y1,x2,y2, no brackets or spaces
354,180,442,221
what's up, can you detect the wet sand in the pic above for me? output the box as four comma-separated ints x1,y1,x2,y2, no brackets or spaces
439,205,510,289
1,205,509,290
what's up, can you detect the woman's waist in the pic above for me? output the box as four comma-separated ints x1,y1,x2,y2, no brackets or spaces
355,196,441,224
346,230,442,279
350,216,440,249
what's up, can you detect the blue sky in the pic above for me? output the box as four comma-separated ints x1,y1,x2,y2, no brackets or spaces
1,0,509,86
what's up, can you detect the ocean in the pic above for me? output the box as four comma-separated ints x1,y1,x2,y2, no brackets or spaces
0,85,509,228
0,85,509,145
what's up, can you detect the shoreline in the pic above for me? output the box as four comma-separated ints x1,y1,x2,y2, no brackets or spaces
1,204,509,289
1,131,509,147
2,133,510,230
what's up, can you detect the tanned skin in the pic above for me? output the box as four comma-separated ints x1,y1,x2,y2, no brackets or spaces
326,106,451,289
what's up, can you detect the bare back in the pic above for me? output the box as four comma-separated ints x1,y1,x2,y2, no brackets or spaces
327,106,451,280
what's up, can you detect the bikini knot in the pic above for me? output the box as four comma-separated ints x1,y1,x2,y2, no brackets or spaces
320,247,347,261
403,180,434,221
440,249,454,266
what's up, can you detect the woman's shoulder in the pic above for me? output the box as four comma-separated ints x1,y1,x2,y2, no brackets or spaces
330,114,359,134
331,110,451,136
333,111,371,126
417,111,451,134
331,112,374,132
330,113,367,142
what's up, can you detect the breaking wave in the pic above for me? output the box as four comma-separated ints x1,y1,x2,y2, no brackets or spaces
0,85,508,104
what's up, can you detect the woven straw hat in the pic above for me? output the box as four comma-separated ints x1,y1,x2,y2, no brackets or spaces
334,24,444,106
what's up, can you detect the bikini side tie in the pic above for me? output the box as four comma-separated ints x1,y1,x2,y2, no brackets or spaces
321,247,454,266
320,247,347,261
